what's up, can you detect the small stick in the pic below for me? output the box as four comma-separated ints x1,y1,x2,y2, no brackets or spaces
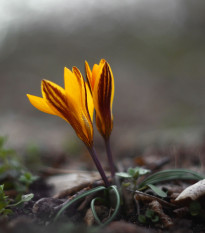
134,190,176,209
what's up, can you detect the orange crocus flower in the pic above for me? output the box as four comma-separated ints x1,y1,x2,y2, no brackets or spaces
27,67,94,148
85,59,114,139
85,59,115,177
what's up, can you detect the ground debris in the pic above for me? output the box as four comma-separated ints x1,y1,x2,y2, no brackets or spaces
175,179,205,202
32,197,64,220
84,205,109,226
168,219,193,233
52,177,111,199
134,190,176,208
173,207,189,217
103,221,155,233
149,200,173,228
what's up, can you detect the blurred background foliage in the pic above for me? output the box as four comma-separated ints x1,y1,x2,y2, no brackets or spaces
0,0,205,152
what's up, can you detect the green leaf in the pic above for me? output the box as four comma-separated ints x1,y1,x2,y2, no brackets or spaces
127,167,150,180
21,193,34,202
138,169,204,189
115,172,132,178
90,185,121,227
151,215,159,223
145,209,155,218
189,201,201,216
122,182,131,187
55,186,106,221
8,193,34,207
136,167,151,176
19,172,38,185
147,184,167,198
145,209,159,223
128,167,150,176
127,168,136,177
138,214,146,223
2,209,13,216
0,185,4,192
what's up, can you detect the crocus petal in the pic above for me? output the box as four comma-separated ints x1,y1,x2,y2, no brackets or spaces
93,61,114,138
41,80,69,120
107,62,114,113
27,94,56,115
65,68,94,146
92,59,105,89
41,79,65,99
86,82,94,121
64,67,83,105
28,65,94,148
84,59,114,138
85,61,92,93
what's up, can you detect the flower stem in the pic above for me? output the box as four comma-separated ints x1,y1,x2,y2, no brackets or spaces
105,137,115,177
87,146,110,187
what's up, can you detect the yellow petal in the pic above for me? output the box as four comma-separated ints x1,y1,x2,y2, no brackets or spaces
41,80,69,121
92,59,105,89
86,82,94,122
85,61,92,93
93,61,114,138
107,62,114,114
64,67,83,105
28,66,94,148
27,94,56,115
41,79,65,99
64,69,93,146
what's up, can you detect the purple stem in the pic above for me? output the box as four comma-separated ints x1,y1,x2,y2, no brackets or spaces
105,137,115,177
87,146,110,187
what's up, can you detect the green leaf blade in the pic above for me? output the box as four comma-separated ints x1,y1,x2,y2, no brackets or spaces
147,184,167,198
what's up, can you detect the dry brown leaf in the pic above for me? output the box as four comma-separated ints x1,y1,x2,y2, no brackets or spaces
175,179,205,202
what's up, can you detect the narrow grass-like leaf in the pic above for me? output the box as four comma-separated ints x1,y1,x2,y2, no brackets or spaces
90,185,120,227
54,186,106,222
138,169,204,189
91,197,104,224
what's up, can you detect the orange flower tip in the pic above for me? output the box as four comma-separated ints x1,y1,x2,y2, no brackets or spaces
72,66,79,72
72,66,82,79
42,79,47,84
99,59,106,67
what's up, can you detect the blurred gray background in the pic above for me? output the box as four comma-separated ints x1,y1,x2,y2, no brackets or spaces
0,0,205,151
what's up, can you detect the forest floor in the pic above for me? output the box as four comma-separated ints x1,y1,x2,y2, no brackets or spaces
1,132,205,233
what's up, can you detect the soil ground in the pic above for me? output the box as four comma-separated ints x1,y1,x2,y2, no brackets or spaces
1,135,205,233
